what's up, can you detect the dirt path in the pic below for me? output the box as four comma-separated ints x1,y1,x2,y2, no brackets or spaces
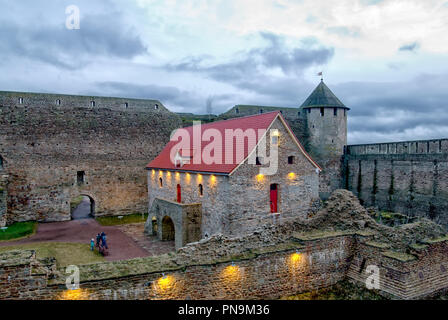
0,219,152,262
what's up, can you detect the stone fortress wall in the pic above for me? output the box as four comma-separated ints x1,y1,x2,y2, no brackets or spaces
2,231,448,300
344,139,448,227
0,91,182,223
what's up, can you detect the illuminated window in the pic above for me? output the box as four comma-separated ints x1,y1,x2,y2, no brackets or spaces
288,156,294,164
198,184,203,196
159,177,163,188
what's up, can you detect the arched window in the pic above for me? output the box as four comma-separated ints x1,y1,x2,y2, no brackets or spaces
159,177,163,188
235,108,239,114
124,102,128,108
0,155,3,170
259,109,263,114
56,99,61,106
154,104,159,110
90,101,95,107
198,184,203,196
288,156,294,164
19,97,23,104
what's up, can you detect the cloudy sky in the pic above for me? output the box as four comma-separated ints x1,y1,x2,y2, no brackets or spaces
1,0,448,144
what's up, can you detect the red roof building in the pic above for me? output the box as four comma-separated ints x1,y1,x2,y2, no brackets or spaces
146,111,321,174
145,111,322,248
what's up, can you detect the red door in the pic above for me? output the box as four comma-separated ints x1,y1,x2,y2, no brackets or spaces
177,184,182,203
270,184,278,213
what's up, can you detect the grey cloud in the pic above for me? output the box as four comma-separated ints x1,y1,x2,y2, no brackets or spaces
164,32,334,84
332,74,448,143
0,5,147,69
399,42,420,53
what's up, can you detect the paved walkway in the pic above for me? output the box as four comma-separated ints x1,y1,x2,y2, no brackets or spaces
0,219,173,262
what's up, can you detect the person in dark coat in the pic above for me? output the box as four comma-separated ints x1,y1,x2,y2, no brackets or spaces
96,233,101,247
101,232,108,249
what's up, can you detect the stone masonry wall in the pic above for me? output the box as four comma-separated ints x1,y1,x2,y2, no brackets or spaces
0,173,7,227
3,235,355,300
3,233,448,300
0,92,182,222
345,139,448,227
347,239,448,299
225,117,320,236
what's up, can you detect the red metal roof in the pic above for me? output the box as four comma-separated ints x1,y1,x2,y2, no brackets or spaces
146,111,321,174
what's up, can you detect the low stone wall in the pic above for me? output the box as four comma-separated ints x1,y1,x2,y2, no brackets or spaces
347,237,448,299
2,232,448,300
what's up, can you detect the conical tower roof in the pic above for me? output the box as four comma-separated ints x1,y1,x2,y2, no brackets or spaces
301,80,349,109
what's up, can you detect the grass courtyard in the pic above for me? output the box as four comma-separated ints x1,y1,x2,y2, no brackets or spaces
0,221,37,241
96,213,148,226
0,242,105,267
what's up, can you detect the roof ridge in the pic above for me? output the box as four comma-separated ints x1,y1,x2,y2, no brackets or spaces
181,111,280,130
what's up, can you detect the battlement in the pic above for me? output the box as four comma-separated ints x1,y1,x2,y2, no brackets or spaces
0,91,169,113
346,138,448,155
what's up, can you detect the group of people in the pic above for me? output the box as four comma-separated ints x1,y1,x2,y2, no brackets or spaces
90,232,108,255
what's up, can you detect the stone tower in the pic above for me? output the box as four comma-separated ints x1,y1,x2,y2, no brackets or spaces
300,80,350,198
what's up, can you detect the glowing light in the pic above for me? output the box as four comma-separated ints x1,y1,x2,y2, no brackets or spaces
256,174,264,182
158,170,163,176
186,173,191,183
157,274,174,290
210,175,216,185
151,169,155,176
197,174,203,183
221,263,241,282
290,252,301,263
60,288,88,300
175,172,180,180
272,129,280,136
167,171,171,177
288,172,296,180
